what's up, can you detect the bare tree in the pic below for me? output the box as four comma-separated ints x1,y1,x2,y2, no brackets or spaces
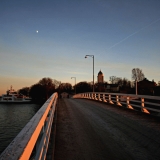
53,79,61,89
132,68,145,82
109,76,116,84
115,78,131,87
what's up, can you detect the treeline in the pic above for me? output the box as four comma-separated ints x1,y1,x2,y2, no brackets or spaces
18,77,133,103
18,78,93,103
18,68,160,103
18,77,67,103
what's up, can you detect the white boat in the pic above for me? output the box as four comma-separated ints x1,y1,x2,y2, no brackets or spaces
0,86,32,103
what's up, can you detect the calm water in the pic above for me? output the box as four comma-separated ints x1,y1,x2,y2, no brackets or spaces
0,103,41,154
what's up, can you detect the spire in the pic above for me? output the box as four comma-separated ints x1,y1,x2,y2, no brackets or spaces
98,70,103,75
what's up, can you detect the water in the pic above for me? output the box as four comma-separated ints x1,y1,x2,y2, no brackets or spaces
0,103,41,154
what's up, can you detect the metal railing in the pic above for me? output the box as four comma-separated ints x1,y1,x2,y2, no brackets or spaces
0,92,58,160
73,92,160,116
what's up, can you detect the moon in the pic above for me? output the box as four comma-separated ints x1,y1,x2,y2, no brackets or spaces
36,30,38,33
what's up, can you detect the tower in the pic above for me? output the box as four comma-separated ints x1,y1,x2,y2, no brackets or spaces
97,70,104,83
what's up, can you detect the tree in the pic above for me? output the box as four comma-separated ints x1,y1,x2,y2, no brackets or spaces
109,76,122,84
109,76,116,84
29,84,46,103
38,77,56,99
132,68,145,82
58,83,72,93
52,79,61,89
116,78,131,87
29,77,57,103
76,82,92,93
18,87,30,96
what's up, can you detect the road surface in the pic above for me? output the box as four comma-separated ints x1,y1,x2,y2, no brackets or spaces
54,98,160,160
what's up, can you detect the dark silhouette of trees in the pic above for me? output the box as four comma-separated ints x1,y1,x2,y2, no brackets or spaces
58,83,72,94
75,82,92,93
18,87,30,96
52,79,61,89
108,76,132,93
109,76,122,84
117,78,132,93
109,76,116,84
17,66,159,102
116,78,131,87
38,77,56,99
29,77,56,103
132,68,145,82
29,84,46,103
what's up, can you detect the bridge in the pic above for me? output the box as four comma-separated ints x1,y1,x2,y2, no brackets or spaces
0,92,160,159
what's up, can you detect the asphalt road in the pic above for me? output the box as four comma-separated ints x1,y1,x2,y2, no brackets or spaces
54,98,160,160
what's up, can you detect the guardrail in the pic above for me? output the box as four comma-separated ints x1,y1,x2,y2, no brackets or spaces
73,92,160,116
0,92,58,160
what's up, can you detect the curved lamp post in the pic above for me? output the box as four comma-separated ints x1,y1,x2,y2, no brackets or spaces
71,77,76,94
85,55,94,92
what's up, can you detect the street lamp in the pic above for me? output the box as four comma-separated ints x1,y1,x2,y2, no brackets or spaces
71,77,76,94
85,55,94,92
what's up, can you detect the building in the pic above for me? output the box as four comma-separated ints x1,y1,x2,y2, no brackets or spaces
97,70,104,83
106,84,119,93
137,78,157,95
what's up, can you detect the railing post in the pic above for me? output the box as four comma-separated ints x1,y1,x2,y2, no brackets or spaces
98,93,101,101
126,96,134,109
103,94,107,102
109,95,114,104
92,93,94,99
94,93,97,100
141,98,150,114
90,93,92,99
93,93,95,100
116,95,122,106
126,96,129,108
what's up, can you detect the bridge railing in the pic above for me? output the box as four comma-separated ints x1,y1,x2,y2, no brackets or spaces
73,92,160,116
0,92,58,160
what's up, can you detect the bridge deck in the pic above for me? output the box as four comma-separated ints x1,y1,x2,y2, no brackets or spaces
54,98,160,160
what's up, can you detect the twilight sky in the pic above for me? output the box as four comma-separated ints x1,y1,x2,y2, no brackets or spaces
0,0,160,94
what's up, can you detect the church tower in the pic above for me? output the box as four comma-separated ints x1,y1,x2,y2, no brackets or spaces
97,70,104,83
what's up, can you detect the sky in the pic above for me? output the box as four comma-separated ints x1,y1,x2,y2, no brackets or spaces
0,0,160,94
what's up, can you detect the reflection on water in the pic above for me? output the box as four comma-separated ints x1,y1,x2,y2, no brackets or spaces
0,103,41,154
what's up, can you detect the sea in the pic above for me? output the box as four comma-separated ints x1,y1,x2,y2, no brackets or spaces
0,103,41,154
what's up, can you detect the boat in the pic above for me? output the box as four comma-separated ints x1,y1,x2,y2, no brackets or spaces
0,86,32,103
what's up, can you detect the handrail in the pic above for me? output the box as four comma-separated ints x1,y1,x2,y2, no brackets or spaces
73,92,160,116
0,92,58,160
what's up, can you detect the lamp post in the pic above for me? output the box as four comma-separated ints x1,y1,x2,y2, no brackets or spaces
71,77,76,94
136,79,137,95
85,55,94,92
